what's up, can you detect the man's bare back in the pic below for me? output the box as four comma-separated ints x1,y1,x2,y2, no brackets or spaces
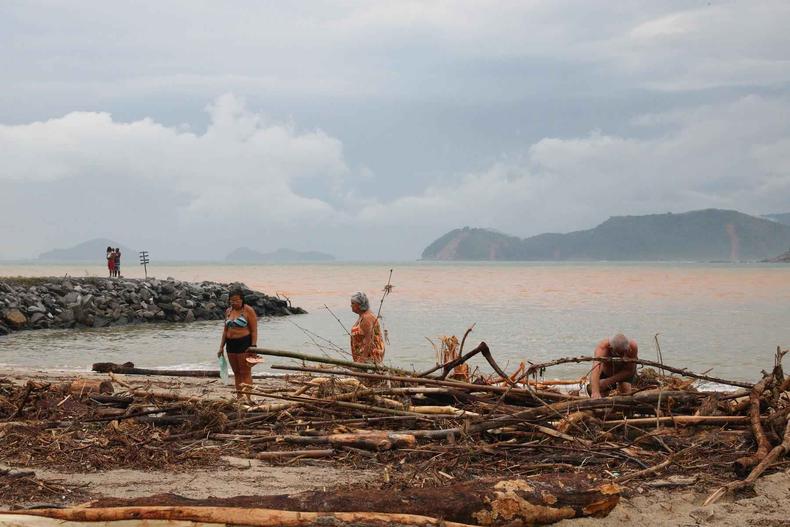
588,333,638,399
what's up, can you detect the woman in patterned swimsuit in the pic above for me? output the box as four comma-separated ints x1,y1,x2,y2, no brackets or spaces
349,292,385,364
218,289,258,400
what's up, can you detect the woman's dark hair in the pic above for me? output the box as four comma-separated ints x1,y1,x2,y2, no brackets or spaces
229,288,245,305
106,246,112,252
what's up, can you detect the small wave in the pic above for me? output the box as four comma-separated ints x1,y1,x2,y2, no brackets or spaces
694,380,745,392
159,362,215,371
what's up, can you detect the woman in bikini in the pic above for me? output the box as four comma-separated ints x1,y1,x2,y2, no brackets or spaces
218,289,258,400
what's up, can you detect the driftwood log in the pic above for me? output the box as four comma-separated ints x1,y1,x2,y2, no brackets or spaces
281,430,417,451
93,362,219,378
61,474,619,526
3,507,474,527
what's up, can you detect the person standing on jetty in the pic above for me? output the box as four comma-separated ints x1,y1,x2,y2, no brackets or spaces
106,246,115,277
588,333,638,399
218,289,258,400
113,248,122,277
350,292,385,364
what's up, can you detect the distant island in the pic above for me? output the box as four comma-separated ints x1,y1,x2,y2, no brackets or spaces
763,212,790,226
422,209,790,262
38,238,134,262
225,247,335,263
764,249,790,263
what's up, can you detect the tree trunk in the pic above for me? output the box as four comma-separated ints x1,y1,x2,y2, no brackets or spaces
93,362,219,378
4,507,474,527
70,474,621,526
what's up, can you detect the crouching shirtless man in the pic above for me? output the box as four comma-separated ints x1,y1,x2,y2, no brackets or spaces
588,333,638,399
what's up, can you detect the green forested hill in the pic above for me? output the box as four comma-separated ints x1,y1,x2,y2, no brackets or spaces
422,209,790,261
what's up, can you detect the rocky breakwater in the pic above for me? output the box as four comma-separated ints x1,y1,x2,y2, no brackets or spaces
0,277,305,335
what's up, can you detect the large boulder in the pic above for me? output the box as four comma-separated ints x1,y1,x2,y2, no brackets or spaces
2,308,27,329
62,292,80,305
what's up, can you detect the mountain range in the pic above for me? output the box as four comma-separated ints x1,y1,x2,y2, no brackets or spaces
422,209,790,262
38,238,135,261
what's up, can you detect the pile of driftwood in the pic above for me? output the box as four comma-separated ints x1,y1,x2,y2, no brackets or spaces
2,342,789,526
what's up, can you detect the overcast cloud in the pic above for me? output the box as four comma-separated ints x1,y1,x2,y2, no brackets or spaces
1,1,789,260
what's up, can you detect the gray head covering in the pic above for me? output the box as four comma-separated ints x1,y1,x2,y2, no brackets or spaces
350,292,370,311
610,333,629,354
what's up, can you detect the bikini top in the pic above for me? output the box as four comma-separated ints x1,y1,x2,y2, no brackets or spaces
225,312,249,328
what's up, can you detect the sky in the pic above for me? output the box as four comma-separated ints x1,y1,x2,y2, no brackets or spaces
1,0,789,260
